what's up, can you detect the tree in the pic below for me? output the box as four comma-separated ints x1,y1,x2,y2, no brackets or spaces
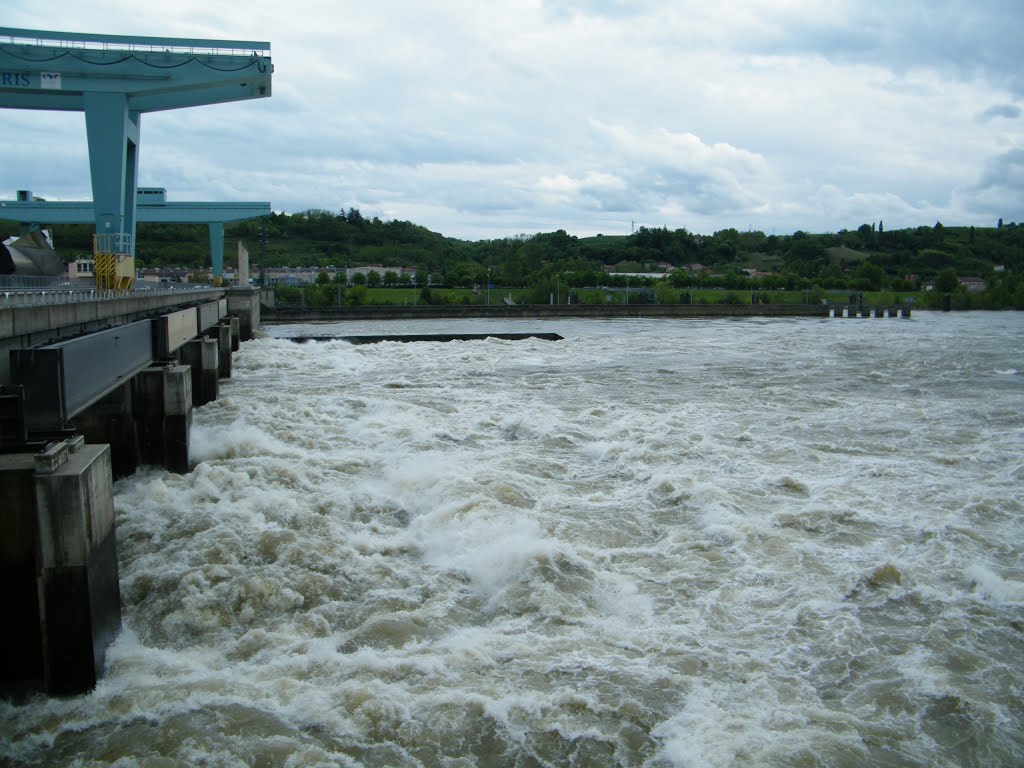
784,236,825,278
366,270,382,288
935,267,959,293
315,270,331,285
857,223,874,248
654,281,678,304
346,284,367,305
853,261,886,291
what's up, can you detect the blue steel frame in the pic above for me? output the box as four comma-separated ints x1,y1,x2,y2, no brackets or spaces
0,28,272,269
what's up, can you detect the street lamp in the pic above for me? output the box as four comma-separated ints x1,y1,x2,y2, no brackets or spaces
487,267,491,306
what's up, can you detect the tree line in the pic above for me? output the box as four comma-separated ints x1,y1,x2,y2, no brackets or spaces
4,209,1023,308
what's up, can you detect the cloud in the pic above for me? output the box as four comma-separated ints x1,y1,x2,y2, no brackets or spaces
542,0,648,20
734,1,1024,95
977,147,1024,189
977,104,1021,122
583,121,770,217
2,0,1022,239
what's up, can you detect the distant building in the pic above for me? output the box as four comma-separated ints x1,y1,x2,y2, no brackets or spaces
959,277,986,293
138,267,191,283
343,265,416,282
261,265,417,286
607,272,671,280
66,258,95,283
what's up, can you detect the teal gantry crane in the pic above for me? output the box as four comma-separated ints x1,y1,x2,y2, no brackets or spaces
0,27,272,288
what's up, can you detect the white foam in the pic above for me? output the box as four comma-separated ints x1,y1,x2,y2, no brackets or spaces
7,315,1024,767
190,418,298,462
965,564,1024,604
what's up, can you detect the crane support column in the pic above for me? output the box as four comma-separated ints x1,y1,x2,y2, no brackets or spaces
84,92,139,256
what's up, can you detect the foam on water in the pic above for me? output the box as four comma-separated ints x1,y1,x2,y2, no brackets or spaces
3,313,1023,767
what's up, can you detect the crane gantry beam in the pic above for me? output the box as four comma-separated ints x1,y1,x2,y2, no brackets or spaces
0,28,273,283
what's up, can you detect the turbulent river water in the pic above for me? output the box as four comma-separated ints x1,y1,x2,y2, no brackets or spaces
3,312,1023,767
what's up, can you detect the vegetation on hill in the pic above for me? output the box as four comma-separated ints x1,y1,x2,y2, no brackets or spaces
3,210,1022,308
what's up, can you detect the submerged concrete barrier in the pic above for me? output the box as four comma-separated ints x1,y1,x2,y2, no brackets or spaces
286,332,564,344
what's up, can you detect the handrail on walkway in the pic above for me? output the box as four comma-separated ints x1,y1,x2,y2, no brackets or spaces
0,27,270,56
0,285,223,308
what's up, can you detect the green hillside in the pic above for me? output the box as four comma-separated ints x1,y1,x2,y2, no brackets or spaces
3,212,1022,309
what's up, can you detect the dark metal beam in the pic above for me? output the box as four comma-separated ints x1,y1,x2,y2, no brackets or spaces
11,320,153,431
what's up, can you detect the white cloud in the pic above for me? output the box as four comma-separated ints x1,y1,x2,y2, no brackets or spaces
1,0,1022,237
977,104,1022,123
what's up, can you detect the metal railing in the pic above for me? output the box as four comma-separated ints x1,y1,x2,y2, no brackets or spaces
93,232,133,256
0,275,64,291
0,27,270,57
0,284,222,308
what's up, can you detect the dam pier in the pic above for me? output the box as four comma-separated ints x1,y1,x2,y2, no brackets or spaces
0,286,263,695
1,24,274,697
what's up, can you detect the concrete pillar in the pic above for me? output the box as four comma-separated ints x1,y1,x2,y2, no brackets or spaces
136,365,192,473
226,287,260,341
229,316,240,352
179,338,219,407
209,222,225,282
69,381,139,479
0,452,43,693
36,438,121,695
237,240,249,286
207,322,232,379
0,438,122,695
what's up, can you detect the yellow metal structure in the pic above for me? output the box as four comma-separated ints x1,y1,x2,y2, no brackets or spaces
93,234,134,291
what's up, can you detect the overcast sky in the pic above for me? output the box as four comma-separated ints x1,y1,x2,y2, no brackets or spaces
2,1,1022,240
